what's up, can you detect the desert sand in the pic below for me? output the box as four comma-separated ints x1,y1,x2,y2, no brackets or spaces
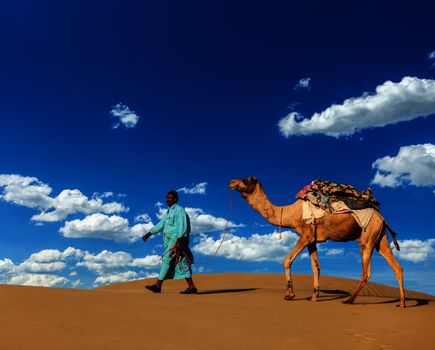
0,273,433,349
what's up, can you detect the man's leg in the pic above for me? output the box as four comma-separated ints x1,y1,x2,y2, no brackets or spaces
145,253,172,293
146,279,162,293
180,277,197,294
186,277,195,289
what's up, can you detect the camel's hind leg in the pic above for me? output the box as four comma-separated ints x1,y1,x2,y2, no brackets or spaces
308,243,320,302
283,237,310,300
344,242,375,304
377,234,406,307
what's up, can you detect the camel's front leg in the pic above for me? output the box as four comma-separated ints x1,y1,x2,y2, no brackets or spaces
308,243,320,302
283,237,310,300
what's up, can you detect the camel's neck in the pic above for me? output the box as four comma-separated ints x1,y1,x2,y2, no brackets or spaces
245,184,298,228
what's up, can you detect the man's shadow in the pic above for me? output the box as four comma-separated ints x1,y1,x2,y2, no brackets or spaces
197,288,258,295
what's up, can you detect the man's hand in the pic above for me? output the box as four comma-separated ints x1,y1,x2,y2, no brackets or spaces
142,232,152,242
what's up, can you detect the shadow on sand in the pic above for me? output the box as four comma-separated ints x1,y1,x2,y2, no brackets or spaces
316,289,351,302
350,297,431,308
320,290,431,308
284,289,350,302
283,289,431,307
198,288,258,295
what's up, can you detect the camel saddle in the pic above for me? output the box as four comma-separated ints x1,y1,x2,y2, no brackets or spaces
296,178,380,211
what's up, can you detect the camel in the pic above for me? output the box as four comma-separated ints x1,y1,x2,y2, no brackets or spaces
229,176,406,307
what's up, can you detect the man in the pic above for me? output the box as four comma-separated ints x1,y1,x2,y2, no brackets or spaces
142,190,197,294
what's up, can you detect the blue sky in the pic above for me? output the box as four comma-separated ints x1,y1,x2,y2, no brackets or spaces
0,0,434,294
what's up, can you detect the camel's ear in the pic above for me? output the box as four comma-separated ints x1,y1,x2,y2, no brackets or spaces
247,176,257,184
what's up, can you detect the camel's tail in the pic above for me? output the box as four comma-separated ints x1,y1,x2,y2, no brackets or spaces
384,221,400,251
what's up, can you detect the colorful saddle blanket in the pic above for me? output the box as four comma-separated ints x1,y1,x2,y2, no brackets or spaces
296,179,380,211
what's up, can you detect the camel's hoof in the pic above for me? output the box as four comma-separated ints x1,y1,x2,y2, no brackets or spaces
342,299,353,305
397,303,406,308
311,296,318,302
284,294,295,301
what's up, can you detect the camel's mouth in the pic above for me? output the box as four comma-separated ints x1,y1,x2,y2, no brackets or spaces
229,179,241,190
229,177,258,193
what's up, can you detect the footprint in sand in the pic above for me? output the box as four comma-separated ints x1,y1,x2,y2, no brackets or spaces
346,328,392,348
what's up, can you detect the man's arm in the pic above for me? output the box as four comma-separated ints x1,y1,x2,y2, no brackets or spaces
142,212,167,241
167,207,187,249
173,207,187,240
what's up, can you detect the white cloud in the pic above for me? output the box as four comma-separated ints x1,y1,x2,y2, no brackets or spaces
0,247,161,288
79,251,130,276
279,76,435,137
130,255,161,268
71,279,81,288
101,201,127,214
78,250,160,287
31,189,128,222
0,174,53,209
324,248,344,256
392,239,435,263
0,258,17,274
286,102,300,111
135,213,152,223
186,207,244,234
9,273,69,287
193,231,351,262
19,261,66,273
195,266,205,273
94,271,138,286
130,222,154,236
192,231,300,262
24,249,68,263
94,271,159,286
144,271,160,278
110,103,140,129
155,204,167,219
62,246,86,259
77,250,132,274
178,182,208,195
294,77,311,90
59,214,140,243
428,51,435,60
17,247,84,273
0,174,127,222
77,250,160,275
59,213,154,243
371,144,435,188
0,248,85,283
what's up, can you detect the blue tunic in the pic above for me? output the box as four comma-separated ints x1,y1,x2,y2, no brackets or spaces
150,203,192,280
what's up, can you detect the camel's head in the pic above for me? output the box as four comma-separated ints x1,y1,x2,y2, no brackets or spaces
229,176,259,198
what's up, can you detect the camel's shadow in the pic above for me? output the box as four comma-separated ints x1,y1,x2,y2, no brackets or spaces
349,297,431,308
284,289,350,302
284,289,431,308
318,290,430,307
316,289,351,302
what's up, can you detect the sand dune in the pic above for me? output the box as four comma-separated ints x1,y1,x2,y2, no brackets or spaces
0,273,433,349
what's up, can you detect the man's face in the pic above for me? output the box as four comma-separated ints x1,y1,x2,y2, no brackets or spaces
166,193,177,207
